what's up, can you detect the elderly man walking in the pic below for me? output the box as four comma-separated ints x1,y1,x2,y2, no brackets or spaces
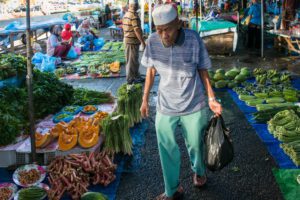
123,0,146,84
140,4,222,200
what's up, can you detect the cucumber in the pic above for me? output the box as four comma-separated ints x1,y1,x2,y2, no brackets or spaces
246,99,265,107
239,95,256,101
266,97,285,104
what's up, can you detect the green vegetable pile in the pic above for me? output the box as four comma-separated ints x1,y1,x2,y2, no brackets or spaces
71,88,114,106
72,51,125,68
0,53,26,80
117,83,143,127
267,109,300,166
101,113,133,155
0,87,28,146
101,41,124,51
0,70,74,146
232,73,299,112
209,67,251,89
18,186,47,200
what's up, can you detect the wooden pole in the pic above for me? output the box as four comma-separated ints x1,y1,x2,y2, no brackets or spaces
26,0,36,162
261,0,264,58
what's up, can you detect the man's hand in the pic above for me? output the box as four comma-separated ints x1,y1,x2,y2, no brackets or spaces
209,100,222,116
140,100,149,118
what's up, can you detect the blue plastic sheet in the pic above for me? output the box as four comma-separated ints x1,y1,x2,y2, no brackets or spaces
227,78,300,169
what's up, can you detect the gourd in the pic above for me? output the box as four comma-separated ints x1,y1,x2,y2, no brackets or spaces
50,122,68,138
109,61,120,73
78,126,99,148
58,127,78,151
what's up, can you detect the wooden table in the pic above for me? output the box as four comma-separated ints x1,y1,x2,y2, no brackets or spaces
268,30,300,55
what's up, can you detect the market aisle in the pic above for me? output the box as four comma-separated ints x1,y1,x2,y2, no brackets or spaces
116,91,283,200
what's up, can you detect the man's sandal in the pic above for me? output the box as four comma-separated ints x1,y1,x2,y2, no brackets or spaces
193,173,207,187
155,186,184,200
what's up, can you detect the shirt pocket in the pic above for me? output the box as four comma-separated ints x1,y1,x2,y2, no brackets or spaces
177,62,196,78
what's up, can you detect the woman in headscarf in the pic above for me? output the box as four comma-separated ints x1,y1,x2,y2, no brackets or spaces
77,19,97,50
47,25,71,58
61,23,73,44
77,19,96,40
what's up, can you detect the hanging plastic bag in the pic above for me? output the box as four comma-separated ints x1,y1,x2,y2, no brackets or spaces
205,115,234,171
66,46,78,59
40,56,56,72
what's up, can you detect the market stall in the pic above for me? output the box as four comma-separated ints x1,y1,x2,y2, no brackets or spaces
0,19,67,53
190,18,238,54
268,29,300,55
0,52,148,199
208,66,300,199
57,41,125,80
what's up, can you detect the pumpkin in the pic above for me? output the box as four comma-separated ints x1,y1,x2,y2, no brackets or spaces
50,122,68,138
35,132,53,148
78,127,99,148
109,61,120,73
58,129,78,151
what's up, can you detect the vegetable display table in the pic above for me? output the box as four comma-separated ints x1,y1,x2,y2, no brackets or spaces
268,30,300,55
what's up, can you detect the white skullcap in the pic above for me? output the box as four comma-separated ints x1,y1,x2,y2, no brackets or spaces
153,4,177,26
129,0,138,4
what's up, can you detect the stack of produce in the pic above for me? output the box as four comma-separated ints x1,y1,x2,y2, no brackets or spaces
209,67,251,89
71,88,114,106
117,83,143,127
101,41,123,51
0,53,26,80
267,109,300,166
253,68,291,85
48,152,116,200
36,113,109,150
233,81,299,111
0,71,74,146
66,51,124,77
101,113,133,155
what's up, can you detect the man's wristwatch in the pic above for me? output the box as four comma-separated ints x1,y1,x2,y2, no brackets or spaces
208,97,216,102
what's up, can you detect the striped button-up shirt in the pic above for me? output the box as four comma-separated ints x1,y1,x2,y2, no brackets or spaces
122,9,141,45
141,29,212,116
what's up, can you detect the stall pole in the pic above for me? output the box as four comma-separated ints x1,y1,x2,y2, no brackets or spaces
26,0,36,162
149,0,152,34
141,0,145,34
261,0,264,58
195,0,198,32
199,0,202,19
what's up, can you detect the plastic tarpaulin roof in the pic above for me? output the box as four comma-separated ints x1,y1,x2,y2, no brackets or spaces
190,18,237,32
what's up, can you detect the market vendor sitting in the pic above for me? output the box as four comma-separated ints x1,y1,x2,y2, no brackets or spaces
47,25,71,59
77,19,98,50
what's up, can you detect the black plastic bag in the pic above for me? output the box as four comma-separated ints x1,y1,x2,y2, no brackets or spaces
205,115,234,171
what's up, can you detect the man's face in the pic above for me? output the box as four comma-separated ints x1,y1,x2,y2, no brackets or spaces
156,19,180,47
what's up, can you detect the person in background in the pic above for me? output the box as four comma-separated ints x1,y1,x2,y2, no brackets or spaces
61,23,73,45
47,25,71,59
247,0,261,49
140,4,222,200
105,4,112,20
282,0,297,30
177,1,183,16
77,19,97,49
123,0,146,84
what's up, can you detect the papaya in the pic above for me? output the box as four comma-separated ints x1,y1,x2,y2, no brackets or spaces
215,80,228,89
216,69,225,74
234,74,247,82
213,73,226,81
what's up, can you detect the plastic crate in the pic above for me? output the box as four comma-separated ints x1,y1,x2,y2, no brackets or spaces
0,149,16,167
